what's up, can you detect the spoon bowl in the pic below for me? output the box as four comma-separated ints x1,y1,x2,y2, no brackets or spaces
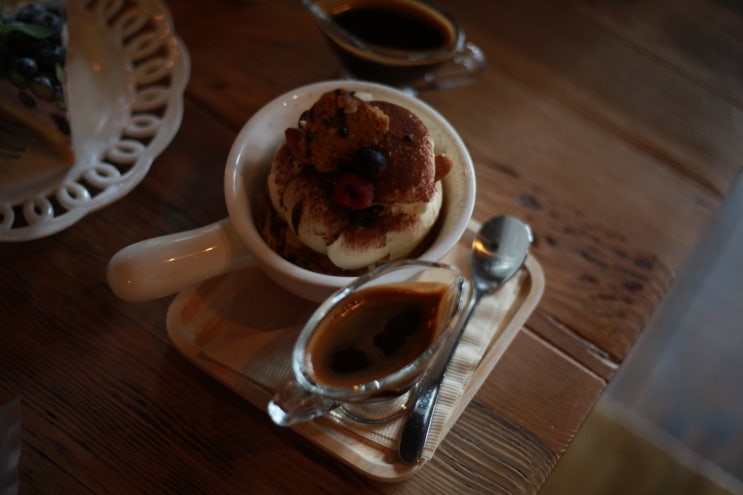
472,215,533,292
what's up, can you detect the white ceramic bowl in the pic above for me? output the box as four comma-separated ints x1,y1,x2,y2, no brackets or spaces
108,80,476,303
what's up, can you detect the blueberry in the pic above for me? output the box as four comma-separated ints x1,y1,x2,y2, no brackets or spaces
12,57,39,79
37,46,64,74
352,146,387,179
15,4,47,24
16,4,61,31
30,76,54,102
1,3,66,104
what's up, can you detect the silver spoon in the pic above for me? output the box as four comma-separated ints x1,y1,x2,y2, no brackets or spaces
398,215,533,465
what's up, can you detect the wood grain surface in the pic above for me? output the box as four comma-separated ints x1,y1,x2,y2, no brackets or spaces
1,0,741,493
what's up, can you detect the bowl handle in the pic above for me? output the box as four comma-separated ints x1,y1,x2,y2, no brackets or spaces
107,218,256,302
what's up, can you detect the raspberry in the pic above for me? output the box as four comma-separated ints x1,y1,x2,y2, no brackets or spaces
334,172,374,210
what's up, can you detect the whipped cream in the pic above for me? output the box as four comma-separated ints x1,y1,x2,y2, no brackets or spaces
326,185,442,270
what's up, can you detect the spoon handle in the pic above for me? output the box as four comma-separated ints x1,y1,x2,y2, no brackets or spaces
398,374,442,464
398,292,481,465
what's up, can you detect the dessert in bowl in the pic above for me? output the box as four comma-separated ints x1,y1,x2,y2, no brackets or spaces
108,80,476,303
260,88,453,274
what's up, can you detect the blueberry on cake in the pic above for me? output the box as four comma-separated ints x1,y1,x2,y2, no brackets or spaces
0,1,73,163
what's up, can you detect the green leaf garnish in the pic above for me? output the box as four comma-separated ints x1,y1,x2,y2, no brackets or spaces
0,4,56,42
2,22,55,39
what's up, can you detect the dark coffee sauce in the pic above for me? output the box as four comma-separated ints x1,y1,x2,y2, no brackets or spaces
334,5,449,51
306,282,449,388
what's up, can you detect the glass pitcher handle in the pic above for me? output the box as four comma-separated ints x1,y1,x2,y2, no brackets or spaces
420,42,487,91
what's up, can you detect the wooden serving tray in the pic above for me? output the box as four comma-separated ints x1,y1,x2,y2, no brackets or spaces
166,221,545,481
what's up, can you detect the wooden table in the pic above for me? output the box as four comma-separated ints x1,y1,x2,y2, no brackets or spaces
2,0,741,493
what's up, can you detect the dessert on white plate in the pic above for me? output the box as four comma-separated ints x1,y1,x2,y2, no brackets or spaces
0,1,74,163
0,0,189,241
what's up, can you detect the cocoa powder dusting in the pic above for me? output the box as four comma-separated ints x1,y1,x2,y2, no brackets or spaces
370,101,438,204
